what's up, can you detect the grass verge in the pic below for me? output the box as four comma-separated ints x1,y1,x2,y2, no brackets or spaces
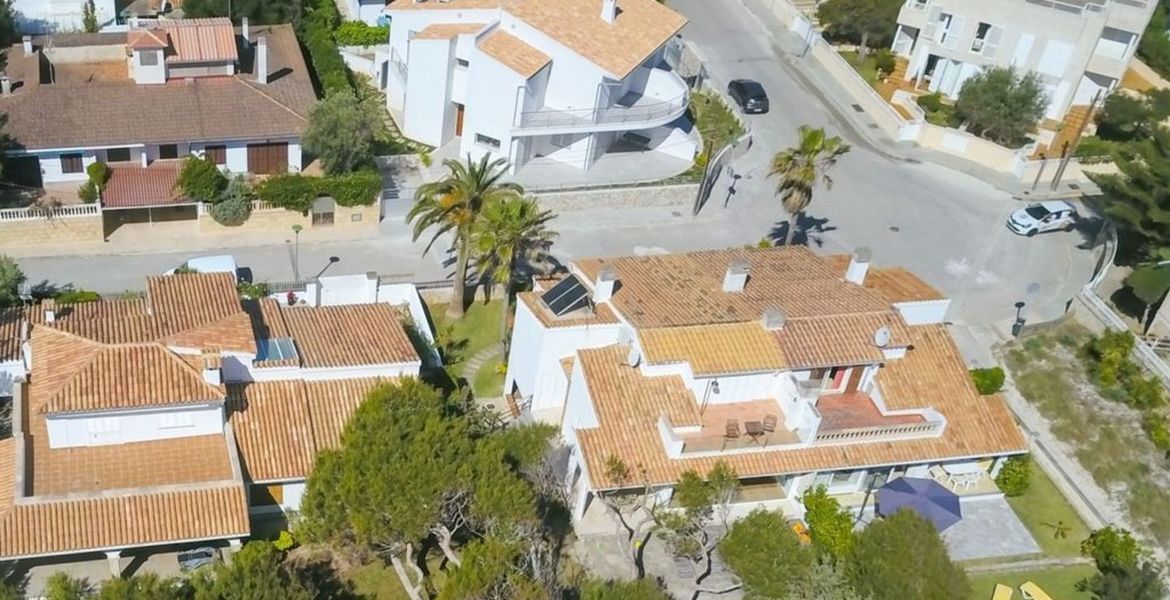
1006,464,1091,558
967,565,1095,600
429,299,503,383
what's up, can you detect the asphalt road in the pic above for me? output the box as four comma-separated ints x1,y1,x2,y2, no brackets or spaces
15,0,1098,329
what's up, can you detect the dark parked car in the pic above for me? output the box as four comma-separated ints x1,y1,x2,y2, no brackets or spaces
727,79,769,114
177,547,218,572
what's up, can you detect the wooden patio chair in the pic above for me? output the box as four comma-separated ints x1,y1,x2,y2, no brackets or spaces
724,419,741,439
762,414,777,433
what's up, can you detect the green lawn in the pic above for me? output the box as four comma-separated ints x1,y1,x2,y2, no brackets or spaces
349,558,448,600
429,299,504,380
968,565,1095,600
1006,464,1091,558
840,50,881,85
473,356,505,398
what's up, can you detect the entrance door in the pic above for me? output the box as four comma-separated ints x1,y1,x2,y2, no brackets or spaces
247,142,289,175
455,104,465,136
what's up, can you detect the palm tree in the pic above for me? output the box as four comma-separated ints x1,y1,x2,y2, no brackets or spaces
768,125,851,246
407,154,523,319
473,196,557,351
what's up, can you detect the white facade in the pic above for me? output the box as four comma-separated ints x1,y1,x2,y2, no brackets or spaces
45,403,225,448
894,0,1156,120
382,4,697,175
30,139,303,185
12,0,117,34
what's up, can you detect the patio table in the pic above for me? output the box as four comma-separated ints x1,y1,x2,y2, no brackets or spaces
942,462,983,475
744,421,765,444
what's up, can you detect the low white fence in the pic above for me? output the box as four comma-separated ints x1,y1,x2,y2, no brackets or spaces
196,200,285,216
0,203,100,222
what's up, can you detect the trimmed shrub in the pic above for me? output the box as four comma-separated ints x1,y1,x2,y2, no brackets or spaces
970,367,1005,395
237,280,271,300
54,289,101,303
273,530,297,551
328,170,380,206
77,180,99,204
994,455,1031,497
1082,527,1147,574
209,195,252,226
801,485,854,559
873,48,896,77
255,171,380,212
300,0,350,95
86,161,109,188
1142,412,1170,451
335,21,388,47
177,155,228,201
255,174,318,213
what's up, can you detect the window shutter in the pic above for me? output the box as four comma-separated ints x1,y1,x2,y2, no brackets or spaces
984,26,1002,59
924,7,941,40
943,15,964,50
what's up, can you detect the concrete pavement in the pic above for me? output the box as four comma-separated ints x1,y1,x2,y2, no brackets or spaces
14,0,1099,334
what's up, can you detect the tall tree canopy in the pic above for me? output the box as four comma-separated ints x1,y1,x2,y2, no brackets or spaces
298,378,555,600
954,67,1047,147
816,0,903,53
303,89,384,175
768,126,850,246
0,255,24,308
847,509,971,600
181,0,302,26
408,155,523,319
719,509,814,599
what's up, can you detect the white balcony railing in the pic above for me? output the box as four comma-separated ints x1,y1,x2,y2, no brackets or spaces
514,67,689,133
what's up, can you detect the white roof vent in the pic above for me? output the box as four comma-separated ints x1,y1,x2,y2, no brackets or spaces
762,307,786,330
723,259,750,293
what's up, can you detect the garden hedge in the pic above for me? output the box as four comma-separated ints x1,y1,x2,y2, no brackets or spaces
255,171,380,212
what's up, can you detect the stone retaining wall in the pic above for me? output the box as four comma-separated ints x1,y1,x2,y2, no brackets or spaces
0,214,104,247
534,183,698,211
198,203,380,235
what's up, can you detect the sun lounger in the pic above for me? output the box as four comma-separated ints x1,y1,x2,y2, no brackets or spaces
1019,581,1054,600
992,583,1013,600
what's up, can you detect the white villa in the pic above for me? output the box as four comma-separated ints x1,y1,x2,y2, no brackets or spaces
503,247,1029,529
0,273,425,573
892,0,1157,122
380,0,698,183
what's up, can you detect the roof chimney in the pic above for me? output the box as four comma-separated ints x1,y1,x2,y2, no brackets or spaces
601,0,618,23
21,35,31,55
722,259,749,293
593,265,617,303
762,307,786,330
201,351,223,386
845,247,872,285
242,17,250,43
1,75,11,96
129,13,139,28
256,36,268,85
42,299,56,323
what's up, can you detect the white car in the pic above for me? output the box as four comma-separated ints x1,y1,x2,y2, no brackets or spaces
164,255,239,280
1006,201,1078,237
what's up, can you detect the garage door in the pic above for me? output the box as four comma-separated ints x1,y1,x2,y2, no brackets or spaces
246,142,288,175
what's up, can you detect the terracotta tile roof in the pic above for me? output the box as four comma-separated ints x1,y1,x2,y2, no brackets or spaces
0,437,248,559
0,25,314,151
518,290,621,329
126,28,168,50
413,22,487,39
773,312,911,369
31,327,224,415
477,30,550,79
816,392,924,432
146,273,257,354
227,378,390,482
822,255,945,304
639,323,786,375
154,18,238,64
102,162,186,209
574,325,1027,489
227,381,315,483
388,0,686,78
281,304,419,369
0,307,25,362
575,248,893,329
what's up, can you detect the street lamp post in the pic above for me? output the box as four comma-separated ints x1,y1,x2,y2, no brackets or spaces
1012,301,1026,338
292,224,303,281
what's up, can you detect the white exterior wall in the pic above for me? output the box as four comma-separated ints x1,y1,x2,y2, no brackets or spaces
131,49,167,85
503,300,623,418
37,149,99,183
281,482,306,511
461,40,527,163
45,403,225,448
402,38,455,147
893,299,950,325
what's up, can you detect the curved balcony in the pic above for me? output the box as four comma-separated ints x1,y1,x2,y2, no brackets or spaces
513,67,689,135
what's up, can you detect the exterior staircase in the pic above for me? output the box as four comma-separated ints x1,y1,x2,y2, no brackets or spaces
876,56,911,101
1034,104,1093,159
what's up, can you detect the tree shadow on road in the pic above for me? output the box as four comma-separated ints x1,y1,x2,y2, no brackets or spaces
767,214,836,248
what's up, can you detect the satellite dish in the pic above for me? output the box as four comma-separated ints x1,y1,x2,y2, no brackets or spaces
873,326,892,348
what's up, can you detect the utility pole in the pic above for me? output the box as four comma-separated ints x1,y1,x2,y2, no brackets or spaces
1050,89,1104,191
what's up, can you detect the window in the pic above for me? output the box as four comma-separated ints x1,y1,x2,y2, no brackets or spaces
158,412,194,429
456,58,470,67
60,153,83,174
139,50,159,66
106,147,132,163
159,144,179,160
812,470,865,493
204,144,227,165
971,23,991,53
475,133,501,150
